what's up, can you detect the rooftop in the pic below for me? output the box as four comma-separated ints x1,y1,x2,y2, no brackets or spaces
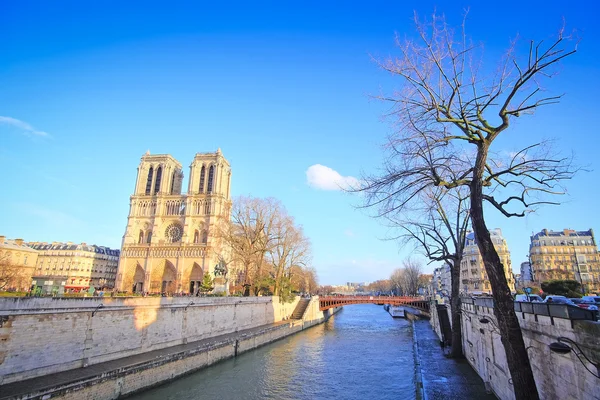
27,242,120,256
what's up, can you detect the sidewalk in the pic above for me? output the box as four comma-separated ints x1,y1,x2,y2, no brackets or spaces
413,320,496,400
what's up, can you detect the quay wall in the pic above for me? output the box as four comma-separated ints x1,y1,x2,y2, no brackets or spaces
0,296,300,385
434,298,600,400
0,297,340,400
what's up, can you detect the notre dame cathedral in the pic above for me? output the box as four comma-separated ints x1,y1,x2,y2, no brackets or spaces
115,150,231,294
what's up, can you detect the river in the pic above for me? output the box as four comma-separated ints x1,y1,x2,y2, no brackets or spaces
127,304,417,400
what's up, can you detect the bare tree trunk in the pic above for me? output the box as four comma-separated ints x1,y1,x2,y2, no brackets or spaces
471,145,539,400
449,257,463,358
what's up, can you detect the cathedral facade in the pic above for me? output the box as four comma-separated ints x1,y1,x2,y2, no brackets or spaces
116,150,231,294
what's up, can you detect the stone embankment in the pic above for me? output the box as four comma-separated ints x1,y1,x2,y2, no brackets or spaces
0,296,338,399
430,298,600,400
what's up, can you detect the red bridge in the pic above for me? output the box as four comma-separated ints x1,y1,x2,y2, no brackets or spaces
319,295,430,314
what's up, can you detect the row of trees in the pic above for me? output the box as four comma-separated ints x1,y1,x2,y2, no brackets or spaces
358,12,577,399
217,196,317,300
316,260,429,297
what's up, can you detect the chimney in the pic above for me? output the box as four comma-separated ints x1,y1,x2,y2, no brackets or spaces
15,238,23,246
0,235,5,244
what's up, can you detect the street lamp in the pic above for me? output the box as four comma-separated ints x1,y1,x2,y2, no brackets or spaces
549,337,600,379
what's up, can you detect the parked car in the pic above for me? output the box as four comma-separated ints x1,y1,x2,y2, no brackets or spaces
542,295,577,305
570,298,599,311
582,296,600,305
515,294,543,302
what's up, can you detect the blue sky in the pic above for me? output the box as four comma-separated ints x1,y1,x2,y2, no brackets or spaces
1,1,599,285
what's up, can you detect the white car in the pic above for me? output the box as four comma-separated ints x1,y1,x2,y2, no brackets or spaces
515,294,543,302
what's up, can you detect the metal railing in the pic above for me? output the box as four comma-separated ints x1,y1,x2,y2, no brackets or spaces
461,296,596,321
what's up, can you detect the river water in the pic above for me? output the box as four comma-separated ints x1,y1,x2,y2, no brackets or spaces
127,304,416,400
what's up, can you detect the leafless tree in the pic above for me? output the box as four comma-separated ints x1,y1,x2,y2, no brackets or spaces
367,279,393,294
377,186,470,358
216,196,314,298
389,258,423,296
0,250,25,291
364,12,578,398
215,196,279,295
401,257,423,296
267,214,312,297
390,268,404,295
291,265,318,294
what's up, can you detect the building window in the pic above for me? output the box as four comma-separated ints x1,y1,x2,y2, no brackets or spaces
154,166,162,194
202,230,208,244
138,230,144,244
145,167,154,195
194,230,199,244
147,231,152,243
199,165,206,193
24,256,28,265
207,165,214,193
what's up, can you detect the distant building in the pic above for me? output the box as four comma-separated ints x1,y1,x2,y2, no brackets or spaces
0,235,38,291
529,228,599,294
432,263,451,296
519,261,534,288
460,229,515,294
28,241,119,293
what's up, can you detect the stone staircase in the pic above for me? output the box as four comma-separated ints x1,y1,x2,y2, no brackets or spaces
290,298,311,320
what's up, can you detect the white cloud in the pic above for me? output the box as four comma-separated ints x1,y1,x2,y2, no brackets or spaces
0,116,50,137
306,164,359,191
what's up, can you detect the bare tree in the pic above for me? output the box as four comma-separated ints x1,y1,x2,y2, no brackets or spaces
365,12,577,398
402,257,423,296
216,196,314,298
377,186,470,358
267,214,312,297
390,268,404,295
0,250,25,291
215,196,279,295
367,279,393,294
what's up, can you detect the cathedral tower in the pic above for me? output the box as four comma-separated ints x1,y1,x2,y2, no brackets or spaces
116,150,231,294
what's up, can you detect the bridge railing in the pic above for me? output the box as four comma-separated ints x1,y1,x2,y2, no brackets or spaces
318,296,429,312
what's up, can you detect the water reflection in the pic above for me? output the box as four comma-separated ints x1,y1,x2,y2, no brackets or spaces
127,304,416,400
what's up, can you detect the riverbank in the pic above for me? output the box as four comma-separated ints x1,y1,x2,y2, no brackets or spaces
412,320,496,400
0,312,339,400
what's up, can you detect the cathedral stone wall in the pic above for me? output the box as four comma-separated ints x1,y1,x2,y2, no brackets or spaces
116,150,232,294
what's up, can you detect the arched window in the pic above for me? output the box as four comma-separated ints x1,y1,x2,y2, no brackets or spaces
145,167,154,195
170,172,176,194
154,166,162,194
199,165,206,193
227,172,231,198
147,231,152,243
194,230,199,244
207,165,214,193
138,230,144,244
202,230,208,244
